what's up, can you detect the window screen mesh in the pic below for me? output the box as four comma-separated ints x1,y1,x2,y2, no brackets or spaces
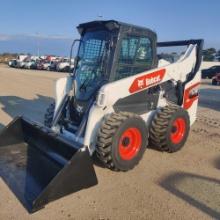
75,30,110,90
79,39,105,60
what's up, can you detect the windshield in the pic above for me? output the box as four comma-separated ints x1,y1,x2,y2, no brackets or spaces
75,30,111,100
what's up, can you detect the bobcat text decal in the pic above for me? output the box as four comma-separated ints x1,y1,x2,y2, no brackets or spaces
129,69,166,93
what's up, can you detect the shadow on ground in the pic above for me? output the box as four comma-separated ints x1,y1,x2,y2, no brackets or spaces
160,172,220,219
0,95,54,124
199,88,220,111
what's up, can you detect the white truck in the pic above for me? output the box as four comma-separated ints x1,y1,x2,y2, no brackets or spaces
16,55,29,68
56,58,74,72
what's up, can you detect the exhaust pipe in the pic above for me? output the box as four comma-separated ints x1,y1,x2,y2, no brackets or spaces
0,117,98,212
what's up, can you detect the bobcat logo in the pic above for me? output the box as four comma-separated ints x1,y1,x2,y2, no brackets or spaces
129,69,166,93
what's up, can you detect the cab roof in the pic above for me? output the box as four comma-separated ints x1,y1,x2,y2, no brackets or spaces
77,20,157,38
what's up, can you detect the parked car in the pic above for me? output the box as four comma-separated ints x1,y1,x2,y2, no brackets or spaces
212,73,220,85
8,54,75,72
30,61,37,69
36,61,45,70
16,61,26,68
202,65,220,79
24,60,37,69
15,55,29,68
8,59,17,68
56,58,74,72
48,61,58,71
56,59,69,72
42,61,51,70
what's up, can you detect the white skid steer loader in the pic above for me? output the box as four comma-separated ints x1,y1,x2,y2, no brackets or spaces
0,20,203,212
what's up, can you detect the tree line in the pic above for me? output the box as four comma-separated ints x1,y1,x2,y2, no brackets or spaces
1,49,220,63
203,48,220,61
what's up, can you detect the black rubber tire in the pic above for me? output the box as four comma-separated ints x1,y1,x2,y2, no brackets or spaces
212,79,217,85
149,105,190,153
96,112,148,171
44,102,55,127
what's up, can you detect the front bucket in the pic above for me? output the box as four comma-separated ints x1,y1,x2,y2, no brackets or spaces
0,117,98,212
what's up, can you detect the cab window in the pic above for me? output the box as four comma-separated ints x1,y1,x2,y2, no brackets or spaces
115,35,153,80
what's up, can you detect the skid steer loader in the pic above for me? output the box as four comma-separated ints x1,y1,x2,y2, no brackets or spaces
0,20,203,212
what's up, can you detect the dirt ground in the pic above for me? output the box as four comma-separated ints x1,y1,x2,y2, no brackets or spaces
0,65,219,220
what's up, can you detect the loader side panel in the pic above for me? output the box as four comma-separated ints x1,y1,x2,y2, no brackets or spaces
113,86,160,114
182,75,201,125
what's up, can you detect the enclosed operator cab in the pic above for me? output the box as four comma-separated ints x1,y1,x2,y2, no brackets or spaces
70,20,158,125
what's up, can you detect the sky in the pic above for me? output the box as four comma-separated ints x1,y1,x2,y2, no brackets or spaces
0,0,220,56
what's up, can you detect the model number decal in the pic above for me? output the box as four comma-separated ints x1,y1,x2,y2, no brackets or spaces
129,69,166,93
183,82,200,110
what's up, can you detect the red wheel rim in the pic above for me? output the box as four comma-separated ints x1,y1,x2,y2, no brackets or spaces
170,118,186,144
119,127,142,160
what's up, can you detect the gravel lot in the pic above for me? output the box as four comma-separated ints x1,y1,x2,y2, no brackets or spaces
0,65,219,220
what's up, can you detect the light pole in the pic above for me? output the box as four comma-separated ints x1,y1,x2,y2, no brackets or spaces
97,15,103,20
36,32,40,57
